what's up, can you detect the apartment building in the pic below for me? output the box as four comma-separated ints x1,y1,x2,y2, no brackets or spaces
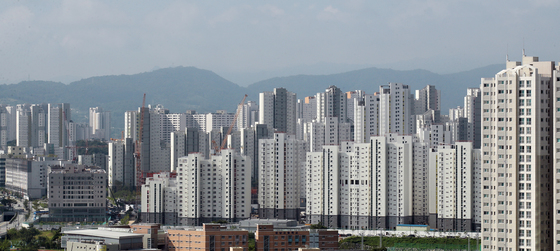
259,88,297,136
481,55,556,250
316,85,347,124
379,83,414,135
47,164,107,222
428,142,481,232
107,138,135,188
141,172,178,226
177,149,251,226
258,133,306,220
89,107,111,141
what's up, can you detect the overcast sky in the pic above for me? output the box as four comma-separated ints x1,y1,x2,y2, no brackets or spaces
1,0,559,85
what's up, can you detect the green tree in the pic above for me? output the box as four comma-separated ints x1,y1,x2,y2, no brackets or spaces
310,222,327,229
121,214,130,225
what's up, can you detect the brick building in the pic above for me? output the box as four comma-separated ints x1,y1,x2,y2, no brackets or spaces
255,224,338,251
167,224,248,251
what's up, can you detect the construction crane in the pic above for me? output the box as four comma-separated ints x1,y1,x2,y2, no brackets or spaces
218,94,247,153
135,94,146,214
211,140,220,153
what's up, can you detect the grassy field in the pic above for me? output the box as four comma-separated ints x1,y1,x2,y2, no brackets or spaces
340,235,480,249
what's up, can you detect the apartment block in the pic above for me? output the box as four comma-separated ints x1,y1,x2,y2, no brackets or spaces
89,107,111,141
107,138,135,188
428,142,481,232
481,55,556,250
177,149,251,225
141,172,178,225
258,133,306,220
379,83,413,135
259,88,297,136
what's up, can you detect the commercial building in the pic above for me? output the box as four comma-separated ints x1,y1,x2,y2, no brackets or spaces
481,54,557,250
47,164,107,222
255,224,338,251
5,157,70,199
167,224,248,251
62,229,144,250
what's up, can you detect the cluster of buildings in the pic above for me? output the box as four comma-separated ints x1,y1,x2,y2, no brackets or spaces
62,222,338,251
3,53,560,250
130,74,484,232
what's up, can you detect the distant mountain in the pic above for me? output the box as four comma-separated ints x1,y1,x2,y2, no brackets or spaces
248,64,504,111
0,67,248,138
0,64,504,138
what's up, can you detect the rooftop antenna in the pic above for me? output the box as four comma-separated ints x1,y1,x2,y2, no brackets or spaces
506,44,509,61
522,38,526,57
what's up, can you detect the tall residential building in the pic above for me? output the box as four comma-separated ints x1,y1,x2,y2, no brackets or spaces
379,83,413,135
414,85,441,115
141,172,178,225
237,100,258,129
316,85,347,124
48,103,71,159
346,90,365,123
353,94,380,143
428,142,481,232
259,88,297,135
481,55,556,250
258,133,306,220
89,107,111,141
107,138,135,188
464,88,481,149
176,149,251,225
47,164,107,222
16,104,47,148
170,128,209,171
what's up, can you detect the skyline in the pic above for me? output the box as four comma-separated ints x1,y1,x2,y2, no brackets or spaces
1,0,560,86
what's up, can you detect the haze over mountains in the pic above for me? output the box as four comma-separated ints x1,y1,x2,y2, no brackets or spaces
0,64,503,137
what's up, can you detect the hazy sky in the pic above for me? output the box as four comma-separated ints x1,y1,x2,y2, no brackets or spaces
1,0,559,85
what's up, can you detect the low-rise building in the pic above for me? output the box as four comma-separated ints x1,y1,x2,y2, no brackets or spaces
167,224,248,251
255,224,338,251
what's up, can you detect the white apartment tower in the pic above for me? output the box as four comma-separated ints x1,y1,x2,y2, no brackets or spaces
176,150,251,226
464,88,482,149
107,138,135,188
89,107,111,141
379,83,413,135
141,172,178,225
353,94,380,143
428,142,480,232
307,135,416,230
258,133,306,220
414,85,441,115
316,85,348,124
481,55,555,251
259,88,297,135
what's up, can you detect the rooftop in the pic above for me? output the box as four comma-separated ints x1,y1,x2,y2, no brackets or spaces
64,229,144,239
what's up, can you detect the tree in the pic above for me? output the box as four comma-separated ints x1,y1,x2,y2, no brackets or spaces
1,198,17,208
310,222,327,229
121,214,130,225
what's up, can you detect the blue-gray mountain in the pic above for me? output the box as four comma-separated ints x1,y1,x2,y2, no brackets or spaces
0,64,503,138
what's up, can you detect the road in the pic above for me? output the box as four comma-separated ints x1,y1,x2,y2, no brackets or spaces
0,199,29,237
